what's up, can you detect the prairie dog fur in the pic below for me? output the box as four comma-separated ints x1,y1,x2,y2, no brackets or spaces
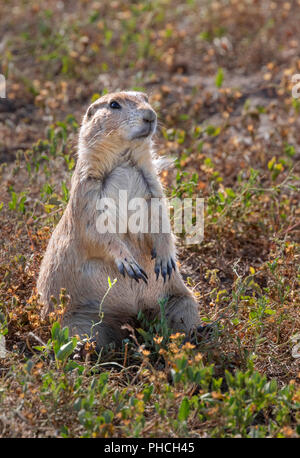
37,91,201,347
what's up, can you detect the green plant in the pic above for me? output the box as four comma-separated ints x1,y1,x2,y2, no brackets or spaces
136,298,171,356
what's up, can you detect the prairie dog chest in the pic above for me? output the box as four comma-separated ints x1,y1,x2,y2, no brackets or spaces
103,164,154,202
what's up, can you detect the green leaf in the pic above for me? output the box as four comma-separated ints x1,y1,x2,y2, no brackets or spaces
62,326,69,341
51,321,61,341
178,397,190,421
91,93,101,103
284,144,296,157
103,410,114,424
61,181,69,202
56,339,76,361
215,67,224,88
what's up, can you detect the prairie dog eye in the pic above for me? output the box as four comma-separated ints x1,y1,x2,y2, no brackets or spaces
109,100,121,109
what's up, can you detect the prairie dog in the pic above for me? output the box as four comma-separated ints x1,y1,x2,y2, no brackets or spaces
37,91,201,347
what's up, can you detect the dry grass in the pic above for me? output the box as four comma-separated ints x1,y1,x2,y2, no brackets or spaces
0,0,299,438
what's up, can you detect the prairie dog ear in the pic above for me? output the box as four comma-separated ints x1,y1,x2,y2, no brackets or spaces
141,92,149,102
86,104,97,120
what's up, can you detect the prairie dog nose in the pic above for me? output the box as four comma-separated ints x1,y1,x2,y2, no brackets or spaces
142,108,156,124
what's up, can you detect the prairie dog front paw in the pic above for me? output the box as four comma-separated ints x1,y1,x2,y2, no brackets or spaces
115,254,148,284
151,244,176,282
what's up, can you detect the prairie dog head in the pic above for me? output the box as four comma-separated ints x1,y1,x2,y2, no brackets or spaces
79,91,157,157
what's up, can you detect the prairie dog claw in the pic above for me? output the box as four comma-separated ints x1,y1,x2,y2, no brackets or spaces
151,249,176,282
117,258,148,284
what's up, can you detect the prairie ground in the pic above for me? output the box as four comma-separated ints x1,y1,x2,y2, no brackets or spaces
0,0,299,438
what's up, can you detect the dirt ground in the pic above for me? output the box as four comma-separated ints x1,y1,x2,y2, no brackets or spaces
0,0,299,438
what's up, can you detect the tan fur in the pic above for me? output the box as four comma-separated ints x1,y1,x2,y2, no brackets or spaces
37,91,201,347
